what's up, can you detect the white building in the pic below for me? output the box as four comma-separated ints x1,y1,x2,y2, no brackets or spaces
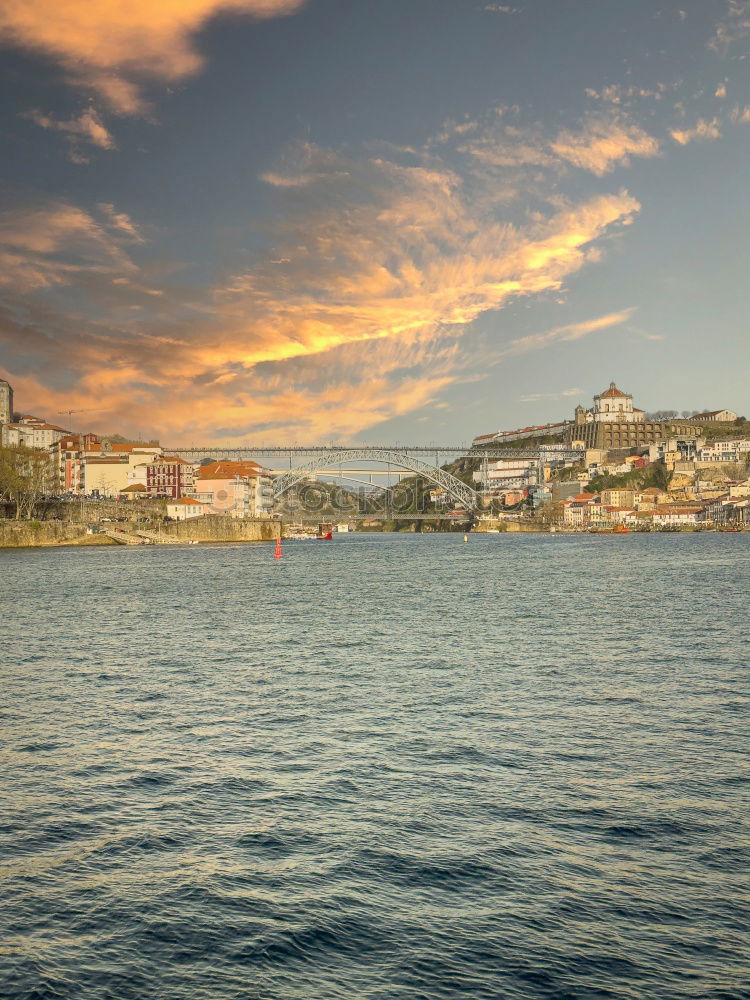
127,463,149,488
167,498,209,520
473,459,538,490
1,415,70,449
651,505,705,527
696,440,750,463
575,382,645,425
692,409,738,423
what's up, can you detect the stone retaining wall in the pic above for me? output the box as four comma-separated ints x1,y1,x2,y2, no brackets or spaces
0,516,280,547
0,520,115,547
162,516,280,543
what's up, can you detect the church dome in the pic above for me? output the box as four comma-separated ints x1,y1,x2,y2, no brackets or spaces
599,381,628,399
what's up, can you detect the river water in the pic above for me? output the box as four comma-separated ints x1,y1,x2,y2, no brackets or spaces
1,533,748,999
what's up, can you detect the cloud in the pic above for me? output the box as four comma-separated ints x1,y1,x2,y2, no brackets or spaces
0,201,141,290
26,107,115,159
0,105,646,443
710,0,750,53
584,84,669,106
0,0,308,113
457,110,660,176
670,118,722,145
497,309,637,361
551,118,661,175
519,387,582,403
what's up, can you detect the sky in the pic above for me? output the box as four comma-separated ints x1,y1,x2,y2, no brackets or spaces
0,0,748,445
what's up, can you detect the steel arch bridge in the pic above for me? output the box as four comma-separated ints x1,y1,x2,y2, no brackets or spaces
272,448,478,508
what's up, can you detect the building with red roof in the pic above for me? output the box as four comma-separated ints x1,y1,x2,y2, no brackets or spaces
193,460,273,517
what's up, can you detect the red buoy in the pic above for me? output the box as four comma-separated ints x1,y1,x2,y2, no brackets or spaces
274,536,282,559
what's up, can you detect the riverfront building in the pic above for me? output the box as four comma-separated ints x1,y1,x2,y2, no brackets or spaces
192,460,274,517
145,456,195,498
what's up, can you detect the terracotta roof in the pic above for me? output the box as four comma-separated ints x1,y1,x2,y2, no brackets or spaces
155,456,189,465
169,497,206,506
122,484,147,491
599,382,628,399
106,443,160,453
196,460,265,479
654,505,703,513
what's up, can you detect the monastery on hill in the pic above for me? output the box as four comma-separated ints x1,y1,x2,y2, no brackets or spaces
565,382,702,450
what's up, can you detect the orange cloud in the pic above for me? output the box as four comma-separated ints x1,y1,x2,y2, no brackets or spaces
456,111,660,177
26,108,115,158
0,0,307,113
0,201,141,289
551,118,661,175
670,118,722,145
0,127,641,443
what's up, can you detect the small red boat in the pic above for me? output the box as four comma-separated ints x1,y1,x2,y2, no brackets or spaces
315,531,333,540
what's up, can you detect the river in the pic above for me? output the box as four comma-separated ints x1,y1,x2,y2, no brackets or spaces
1,533,748,999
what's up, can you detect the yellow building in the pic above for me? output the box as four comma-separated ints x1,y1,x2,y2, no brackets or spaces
601,488,636,507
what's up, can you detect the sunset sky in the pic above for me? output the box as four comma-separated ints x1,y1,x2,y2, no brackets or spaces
1,0,748,444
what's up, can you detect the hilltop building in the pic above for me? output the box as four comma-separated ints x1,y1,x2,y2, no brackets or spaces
1,414,70,449
576,382,645,424
691,409,738,423
565,382,702,449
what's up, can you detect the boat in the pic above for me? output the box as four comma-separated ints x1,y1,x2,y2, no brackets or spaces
315,530,333,540
589,525,630,534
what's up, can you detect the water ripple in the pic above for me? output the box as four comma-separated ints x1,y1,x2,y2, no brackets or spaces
1,533,749,999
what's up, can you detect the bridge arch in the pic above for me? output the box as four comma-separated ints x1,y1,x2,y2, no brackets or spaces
272,449,478,508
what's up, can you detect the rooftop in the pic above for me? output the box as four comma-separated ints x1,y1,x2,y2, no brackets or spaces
197,460,265,479
598,381,628,399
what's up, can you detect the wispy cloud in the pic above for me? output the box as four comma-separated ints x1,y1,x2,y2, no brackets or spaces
0,201,142,290
551,117,661,175
0,0,308,113
519,387,582,403
456,109,660,176
497,309,637,361
25,107,115,159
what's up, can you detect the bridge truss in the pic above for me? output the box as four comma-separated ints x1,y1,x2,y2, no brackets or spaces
271,449,478,508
